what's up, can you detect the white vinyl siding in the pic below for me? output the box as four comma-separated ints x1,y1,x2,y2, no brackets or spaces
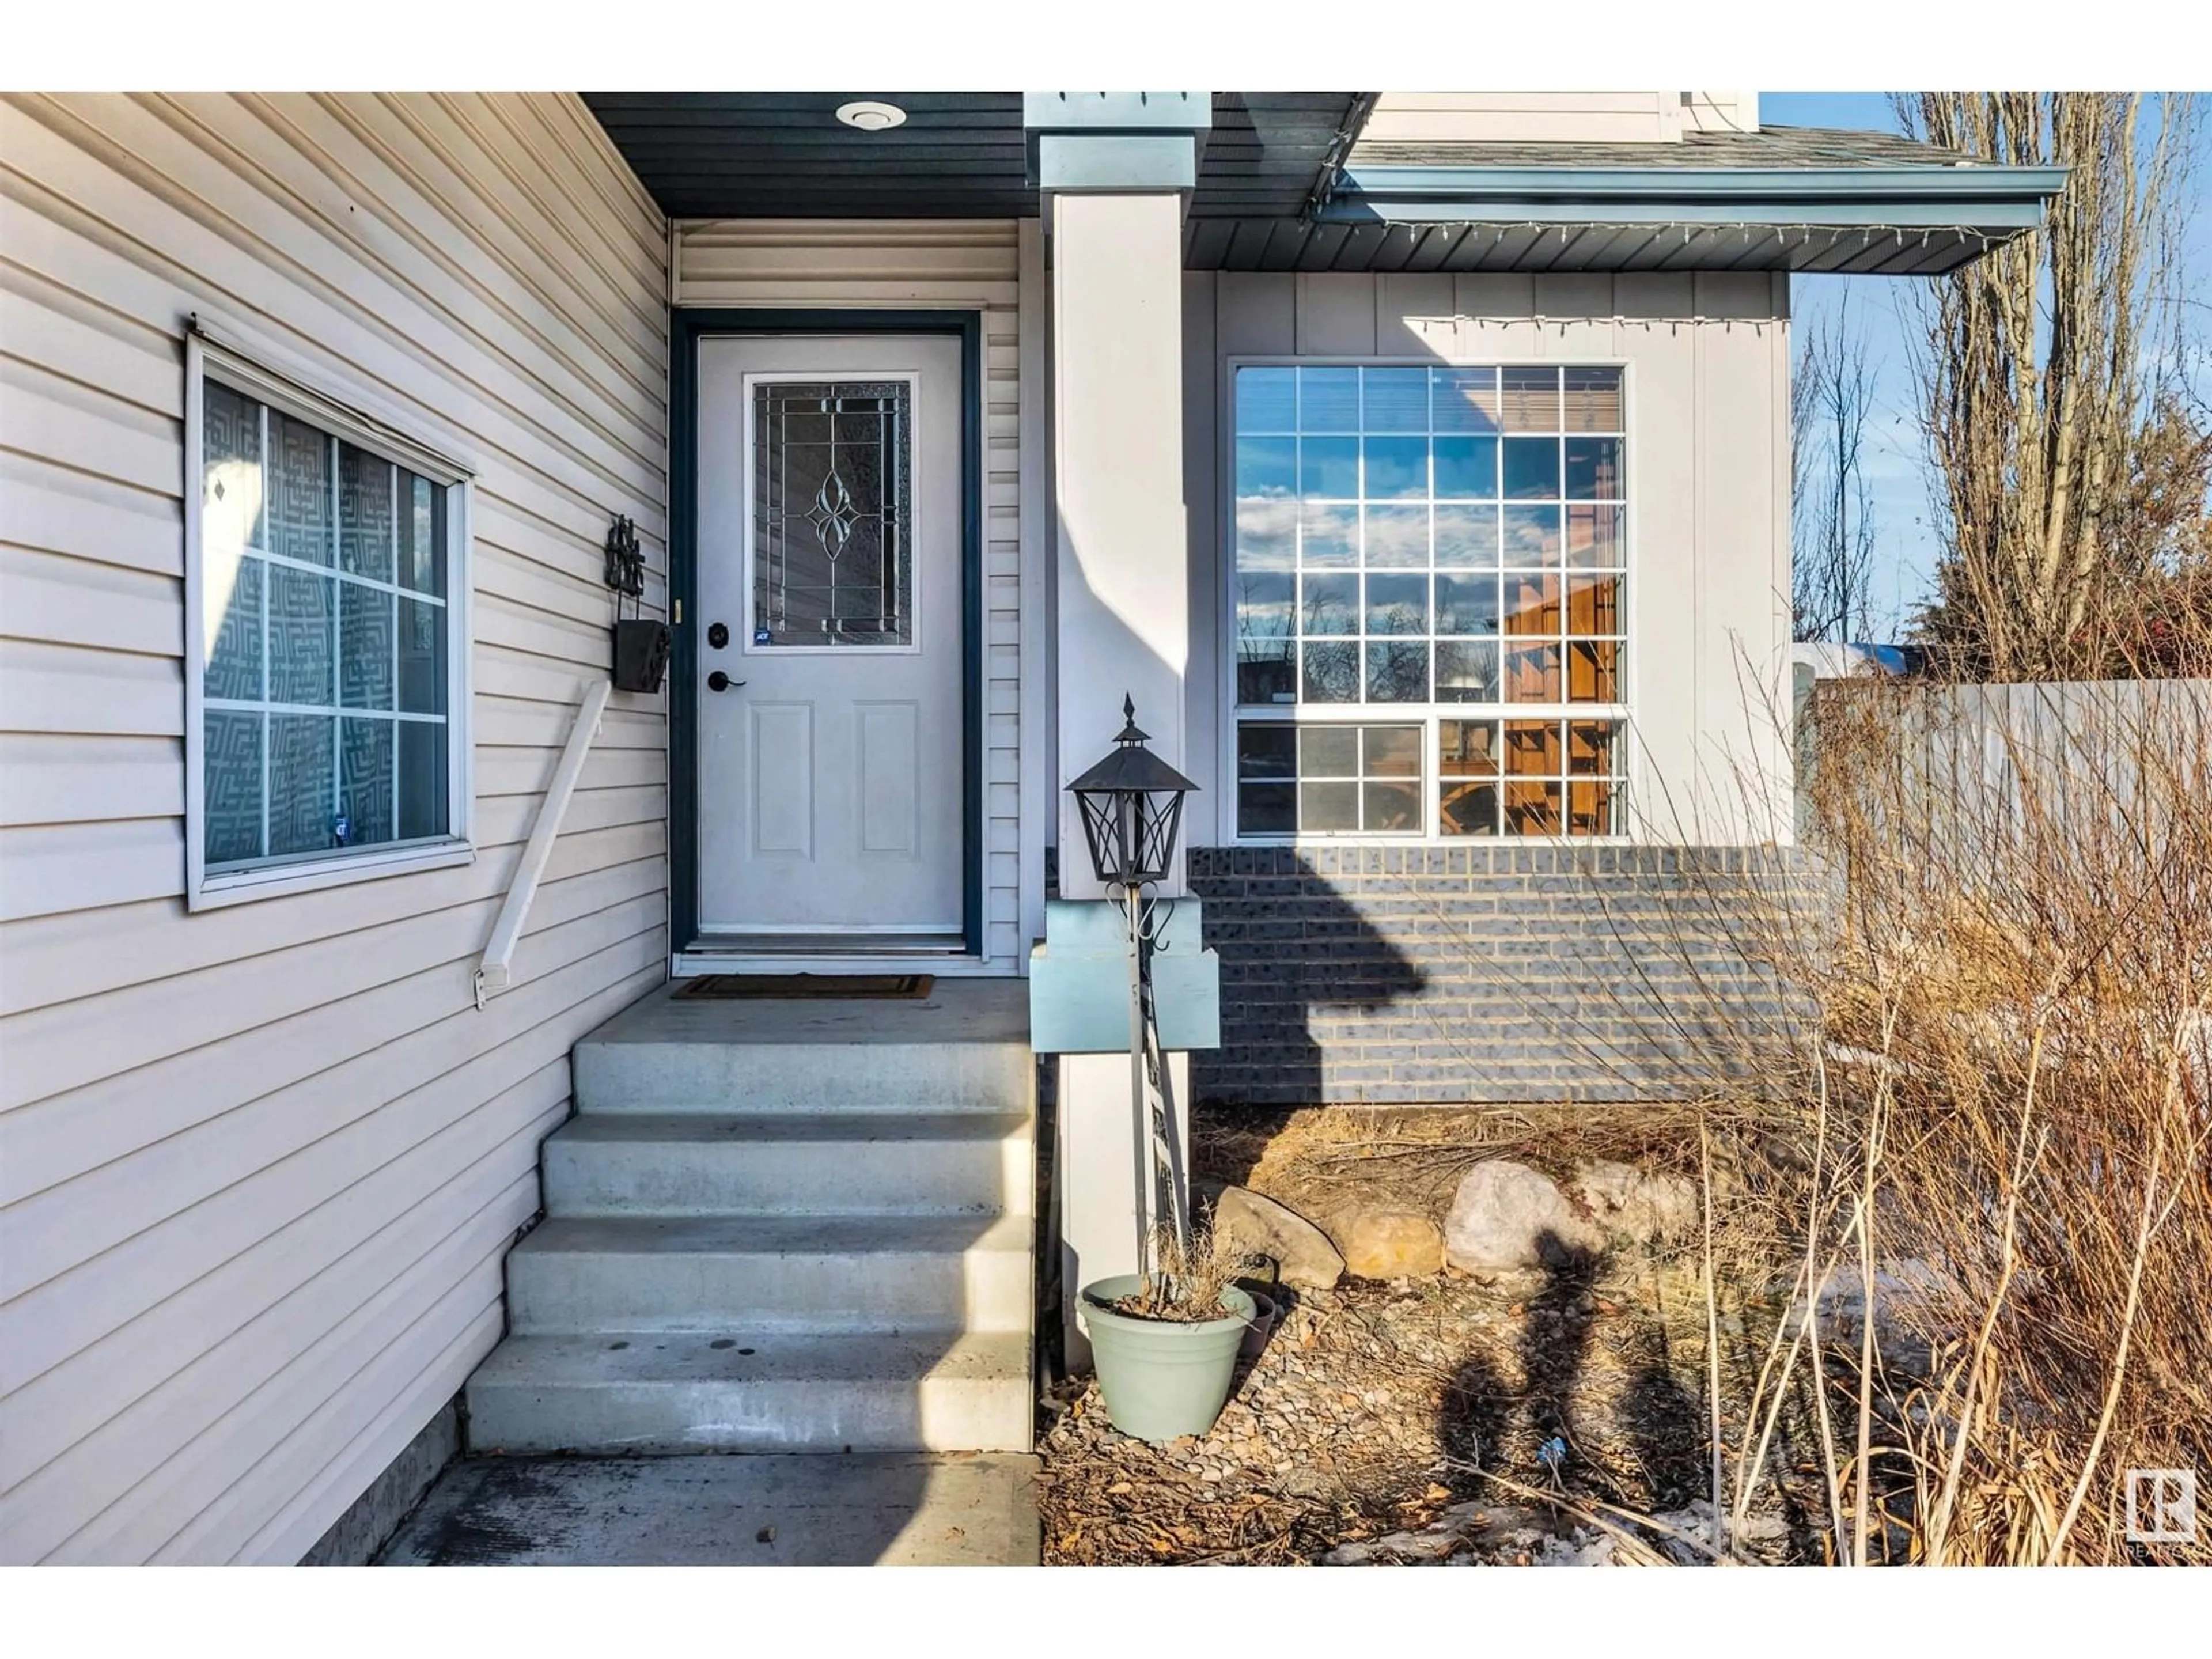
0,92,669,1565
673,220,1034,972
1183,269,1794,850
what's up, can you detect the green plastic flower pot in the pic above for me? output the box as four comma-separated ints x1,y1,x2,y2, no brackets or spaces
1236,1285,1279,1361
1080,1275,1256,1444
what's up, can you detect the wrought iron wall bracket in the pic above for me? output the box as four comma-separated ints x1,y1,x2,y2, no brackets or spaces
603,512,666,692
603,513,646,600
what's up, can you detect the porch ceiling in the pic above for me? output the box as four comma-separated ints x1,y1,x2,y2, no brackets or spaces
581,92,1365,224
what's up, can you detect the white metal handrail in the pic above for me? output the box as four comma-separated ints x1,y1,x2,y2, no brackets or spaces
474,677,613,1009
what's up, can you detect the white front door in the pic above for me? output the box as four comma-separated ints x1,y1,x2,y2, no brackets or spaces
695,335,965,945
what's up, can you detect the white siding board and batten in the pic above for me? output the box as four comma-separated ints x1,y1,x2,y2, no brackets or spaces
1360,91,1760,145
0,92,671,1565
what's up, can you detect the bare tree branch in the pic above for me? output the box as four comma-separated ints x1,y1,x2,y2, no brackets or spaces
1793,290,1880,645
1896,92,2203,681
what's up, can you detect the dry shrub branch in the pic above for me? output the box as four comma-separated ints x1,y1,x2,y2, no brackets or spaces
1675,656,2212,1564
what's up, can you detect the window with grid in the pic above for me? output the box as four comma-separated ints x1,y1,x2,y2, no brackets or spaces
192,353,465,889
1232,363,1628,838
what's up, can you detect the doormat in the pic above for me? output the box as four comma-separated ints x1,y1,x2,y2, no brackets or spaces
673,973,935,1001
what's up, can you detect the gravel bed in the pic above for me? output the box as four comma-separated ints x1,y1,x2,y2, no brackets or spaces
1036,1267,1805,1566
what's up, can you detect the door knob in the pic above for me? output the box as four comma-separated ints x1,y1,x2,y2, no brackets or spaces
706,671,744,693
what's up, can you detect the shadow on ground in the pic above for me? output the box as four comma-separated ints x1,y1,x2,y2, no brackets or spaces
1434,1230,1711,1517
377,1452,1039,1566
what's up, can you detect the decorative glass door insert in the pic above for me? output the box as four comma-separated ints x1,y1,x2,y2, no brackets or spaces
750,379,913,647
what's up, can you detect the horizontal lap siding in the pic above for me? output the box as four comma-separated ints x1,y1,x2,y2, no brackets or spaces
674,221,1028,969
0,93,670,1563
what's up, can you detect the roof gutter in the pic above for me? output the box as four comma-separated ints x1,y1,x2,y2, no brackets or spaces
1320,162,2066,227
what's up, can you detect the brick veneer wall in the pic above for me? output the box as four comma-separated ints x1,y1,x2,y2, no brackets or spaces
1185,844,1805,1105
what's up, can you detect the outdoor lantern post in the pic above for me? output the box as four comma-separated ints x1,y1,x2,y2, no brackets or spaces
1066,696,1200,1284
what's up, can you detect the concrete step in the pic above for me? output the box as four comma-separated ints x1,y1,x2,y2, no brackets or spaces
572,985,1034,1116
543,1111,1034,1218
465,1329,1033,1455
574,1040,1033,1116
506,1212,1035,1335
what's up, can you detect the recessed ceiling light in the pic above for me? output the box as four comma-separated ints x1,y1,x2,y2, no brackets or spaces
836,100,907,132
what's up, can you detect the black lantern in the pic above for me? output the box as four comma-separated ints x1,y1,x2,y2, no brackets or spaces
1069,695,1203,1282
1067,696,1199,889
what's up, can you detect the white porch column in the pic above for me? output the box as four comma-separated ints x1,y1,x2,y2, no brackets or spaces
1051,190,1192,882
1032,95,1209,1364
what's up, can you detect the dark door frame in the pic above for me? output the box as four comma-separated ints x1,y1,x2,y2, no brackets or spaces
668,308,986,959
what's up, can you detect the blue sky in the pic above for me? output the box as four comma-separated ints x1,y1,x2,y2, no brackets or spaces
1763,91,2210,638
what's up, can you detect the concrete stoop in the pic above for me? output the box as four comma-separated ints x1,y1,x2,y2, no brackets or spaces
380,1453,1040,1566
465,981,1037,1459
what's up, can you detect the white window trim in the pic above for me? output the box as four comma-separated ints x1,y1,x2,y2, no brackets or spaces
1215,352,1641,849
183,329,476,911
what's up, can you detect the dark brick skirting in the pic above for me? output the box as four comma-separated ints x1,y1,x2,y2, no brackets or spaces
1185,844,1808,1106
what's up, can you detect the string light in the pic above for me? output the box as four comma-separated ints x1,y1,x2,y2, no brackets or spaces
1358,219,2020,268
1300,218,2017,284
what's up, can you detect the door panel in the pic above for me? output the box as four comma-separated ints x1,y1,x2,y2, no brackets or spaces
696,335,964,937
748,702,813,858
855,700,922,857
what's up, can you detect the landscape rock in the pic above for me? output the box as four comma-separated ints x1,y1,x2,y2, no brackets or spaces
1443,1161,1606,1274
1212,1186,1345,1289
1325,1207,1445,1279
1569,1160,1700,1245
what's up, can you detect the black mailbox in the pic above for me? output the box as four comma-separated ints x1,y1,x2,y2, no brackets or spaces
612,618,669,694
603,513,666,692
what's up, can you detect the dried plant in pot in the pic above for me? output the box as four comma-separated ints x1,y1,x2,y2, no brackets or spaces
1080,1225,1259,1443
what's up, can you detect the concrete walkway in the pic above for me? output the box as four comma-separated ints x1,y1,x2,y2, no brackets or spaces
380,1452,1040,1566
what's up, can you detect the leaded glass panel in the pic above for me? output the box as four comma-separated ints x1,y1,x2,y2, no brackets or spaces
752,380,912,647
